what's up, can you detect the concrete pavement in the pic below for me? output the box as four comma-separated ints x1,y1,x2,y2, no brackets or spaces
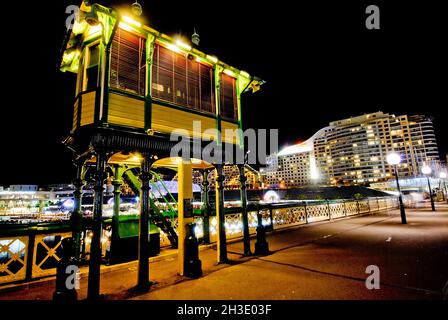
1,203,447,300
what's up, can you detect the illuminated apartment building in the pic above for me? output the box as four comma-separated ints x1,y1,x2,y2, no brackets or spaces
408,115,440,169
262,112,440,187
261,128,327,188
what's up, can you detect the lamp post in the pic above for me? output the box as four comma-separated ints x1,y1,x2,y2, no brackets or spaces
387,152,407,224
421,165,435,211
439,171,447,204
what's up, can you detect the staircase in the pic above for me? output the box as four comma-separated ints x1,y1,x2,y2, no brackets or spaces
122,168,178,248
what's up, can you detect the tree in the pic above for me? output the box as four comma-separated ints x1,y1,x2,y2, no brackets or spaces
353,193,365,200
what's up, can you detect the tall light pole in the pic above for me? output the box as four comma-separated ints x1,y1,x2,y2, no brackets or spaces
422,165,435,211
387,152,407,224
439,171,447,204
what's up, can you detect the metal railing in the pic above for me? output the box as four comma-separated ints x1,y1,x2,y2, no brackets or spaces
0,222,72,285
160,196,399,246
0,196,398,286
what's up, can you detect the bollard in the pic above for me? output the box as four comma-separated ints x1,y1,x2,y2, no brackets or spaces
255,212,269,255
53,237,79,301
184,223,202,278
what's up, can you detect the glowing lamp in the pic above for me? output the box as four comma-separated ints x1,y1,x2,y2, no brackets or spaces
176,40,192,51
206,55,218,63
63,199,75,209
122,16,142,28
386,152,401,166
224,69,236,77
421,165,432,175
240,70,250,78
165,43,181,53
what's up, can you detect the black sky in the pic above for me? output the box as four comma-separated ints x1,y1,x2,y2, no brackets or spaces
0,0,446,185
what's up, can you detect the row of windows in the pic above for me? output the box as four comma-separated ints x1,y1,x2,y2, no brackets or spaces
108,29,238,120
110,28,147,96
151,43,215,113
79,29,239,120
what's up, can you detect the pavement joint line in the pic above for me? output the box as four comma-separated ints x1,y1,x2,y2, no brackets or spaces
252,256,443,297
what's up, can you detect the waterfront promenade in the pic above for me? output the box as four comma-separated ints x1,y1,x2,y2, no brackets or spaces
1,203,447,300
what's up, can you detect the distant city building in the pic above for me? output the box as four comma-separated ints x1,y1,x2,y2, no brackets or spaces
261,128,327,188
9,185,38,192
262,111,441,187
407,115,440,169
0,184,92,216
204,165,262,190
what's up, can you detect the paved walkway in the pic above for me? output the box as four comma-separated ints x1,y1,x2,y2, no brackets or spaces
1,203,447,300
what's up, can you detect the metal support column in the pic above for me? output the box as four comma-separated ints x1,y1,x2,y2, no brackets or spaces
110,165,122,264
202,170,211,244
71,162,85,262
238,164,251,256
394,166,407,223
87,152,107,300
426,176,436,212
215,165,227,263
136,155,152,291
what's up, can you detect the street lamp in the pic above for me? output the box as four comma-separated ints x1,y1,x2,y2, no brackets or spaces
386,152,407,224
421,165,435,211
439,171,447,204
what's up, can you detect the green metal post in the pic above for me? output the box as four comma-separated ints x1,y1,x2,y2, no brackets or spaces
72,162,85,261
202,170,210,244
239,164,251,256
87,152,107,300
215,165,227,263
137,156,152,291
110,165,122,264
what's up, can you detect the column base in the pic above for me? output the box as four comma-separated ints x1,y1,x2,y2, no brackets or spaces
184,259,202,278
243,251,253,257
255,242,270,255
133,281,155,293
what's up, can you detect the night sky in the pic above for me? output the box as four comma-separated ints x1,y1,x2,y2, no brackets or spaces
0,0,446,185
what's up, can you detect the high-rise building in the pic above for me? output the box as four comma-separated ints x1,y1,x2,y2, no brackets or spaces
261,128,327,188
408,115,440,171
261,112,440,187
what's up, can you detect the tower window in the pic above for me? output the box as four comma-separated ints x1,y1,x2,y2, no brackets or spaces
151,43,215,114
220,73,238,120
110,28,147,96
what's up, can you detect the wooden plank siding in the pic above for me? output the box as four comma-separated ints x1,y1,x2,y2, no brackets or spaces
80,91,95,126
74,92,240,147
108,93,145,129
151,103,218,141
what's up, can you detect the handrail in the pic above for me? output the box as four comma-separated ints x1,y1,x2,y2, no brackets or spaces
0,196,401,286
150,170,177,204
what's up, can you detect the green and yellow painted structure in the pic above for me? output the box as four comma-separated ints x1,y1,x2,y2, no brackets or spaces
59,1,262,299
